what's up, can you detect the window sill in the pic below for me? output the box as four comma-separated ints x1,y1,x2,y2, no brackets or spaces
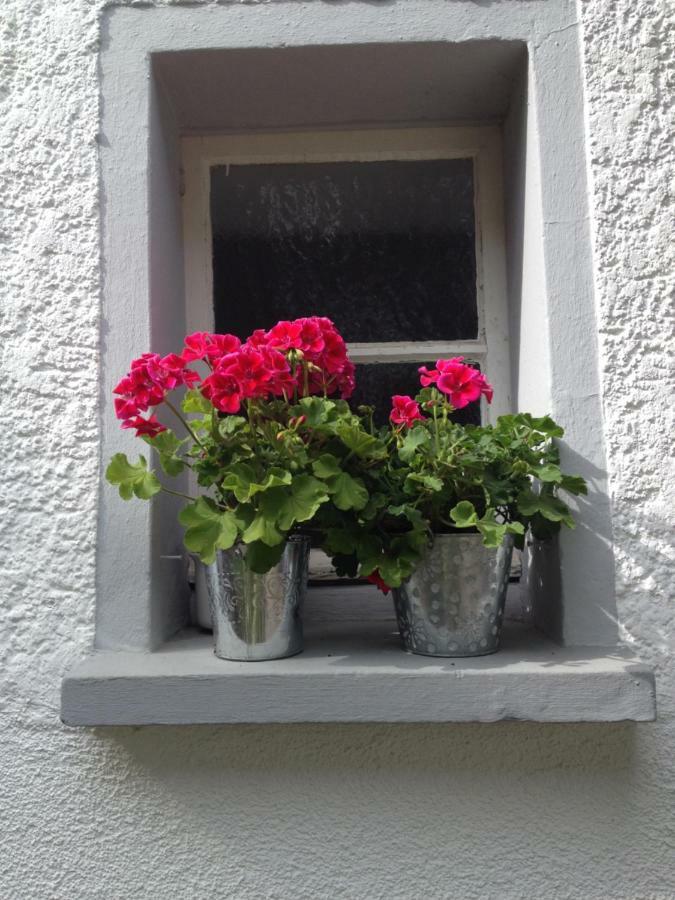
62,587,656,726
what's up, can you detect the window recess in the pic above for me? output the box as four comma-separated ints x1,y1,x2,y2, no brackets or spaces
64,11,654,725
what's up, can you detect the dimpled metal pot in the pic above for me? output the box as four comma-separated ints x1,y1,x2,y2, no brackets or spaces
392,533,514,657
203,534,310,661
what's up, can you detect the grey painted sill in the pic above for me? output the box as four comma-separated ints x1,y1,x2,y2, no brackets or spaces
62,586,656,726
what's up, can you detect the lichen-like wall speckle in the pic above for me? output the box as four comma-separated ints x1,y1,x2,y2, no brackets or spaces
0,1,673,898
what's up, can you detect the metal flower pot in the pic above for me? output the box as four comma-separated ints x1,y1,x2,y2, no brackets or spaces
392,533,514,657
203,534,310,661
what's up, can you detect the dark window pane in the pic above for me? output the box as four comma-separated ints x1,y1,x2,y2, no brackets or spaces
211,159,477,343
351,363,482,427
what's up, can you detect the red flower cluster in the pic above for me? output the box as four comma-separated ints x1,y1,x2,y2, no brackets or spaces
419,357,493,409
265,316,355,400
114,353,199,437
389,395,425,428
197,317,354,414
200,344,296,413
113,318,355,432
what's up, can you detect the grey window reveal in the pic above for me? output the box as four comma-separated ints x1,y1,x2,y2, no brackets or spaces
211,159,477,343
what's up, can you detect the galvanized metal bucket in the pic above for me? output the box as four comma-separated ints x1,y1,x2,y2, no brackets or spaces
392,533,514,657
203,534,310,661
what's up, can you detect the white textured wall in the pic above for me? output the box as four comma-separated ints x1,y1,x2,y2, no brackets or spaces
1,1,673,898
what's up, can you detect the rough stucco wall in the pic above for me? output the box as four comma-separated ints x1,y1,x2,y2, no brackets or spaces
0,1,673,898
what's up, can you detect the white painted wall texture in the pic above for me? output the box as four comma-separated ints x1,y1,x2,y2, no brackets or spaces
0,1,673,898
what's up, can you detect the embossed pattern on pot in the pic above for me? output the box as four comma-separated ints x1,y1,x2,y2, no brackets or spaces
392,534,513,657
204,535,310,660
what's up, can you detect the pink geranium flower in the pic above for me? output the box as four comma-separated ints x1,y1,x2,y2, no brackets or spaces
246,328,270,350
265,320,304,351
320,328,349,375
418,365,439,387
390,395,425,428
296,317,326,355
113,352,199,422
121,414,167,439
217,347,271,398
200,371,244,414
182,332,240,363
419,357,493,409
259,346,296,397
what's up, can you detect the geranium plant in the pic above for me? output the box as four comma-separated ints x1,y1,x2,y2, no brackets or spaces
317,357,588,590
106,317,378,572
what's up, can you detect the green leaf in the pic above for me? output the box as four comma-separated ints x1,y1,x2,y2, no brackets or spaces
324,528,356,555
145,430,187,477
533,464,563,483
327,472,369,511
560,474,588,495
517,489,575,528
374,558,407,589
450,501,479,528
218,415,247,437
178,497,238,563
475,513,525,548
398,426,429,463
259,475,330,531
406,473,444,493
361,491,388,521
296,396,336,426
182,389,212,414
312,454,342,479
249,468,293,498
482,474,513,506
106,453,161,500
357,534,385,561
527,414,564,438
221,463,292,502
336,423,387,459
241,514,284,547
220,462,256,501
386,504,426,530
245,540,286,574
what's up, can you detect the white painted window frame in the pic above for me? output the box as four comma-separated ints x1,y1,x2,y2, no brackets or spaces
181,126,512,423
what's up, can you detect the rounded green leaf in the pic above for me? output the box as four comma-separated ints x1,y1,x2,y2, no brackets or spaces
106,453,161,501
450,501,479,528
178,497,238,563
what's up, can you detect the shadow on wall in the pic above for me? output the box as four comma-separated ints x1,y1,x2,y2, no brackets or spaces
98,721,639,775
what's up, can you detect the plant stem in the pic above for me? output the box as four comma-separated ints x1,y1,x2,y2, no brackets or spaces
161,486,197,502
165,398,206,449
432,399,441,455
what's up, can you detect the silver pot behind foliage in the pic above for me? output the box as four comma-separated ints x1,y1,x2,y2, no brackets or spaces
202,535,310,661
392,533,513,657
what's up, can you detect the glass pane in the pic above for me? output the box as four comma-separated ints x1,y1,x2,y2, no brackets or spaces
351,362,482,428
211,159,477,343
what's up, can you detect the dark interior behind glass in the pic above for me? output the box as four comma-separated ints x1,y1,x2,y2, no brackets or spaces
211,158,477,343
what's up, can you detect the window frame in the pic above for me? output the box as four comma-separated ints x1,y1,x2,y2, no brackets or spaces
181,126,512,425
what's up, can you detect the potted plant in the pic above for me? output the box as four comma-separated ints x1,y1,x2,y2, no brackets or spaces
318,358,587,657
106,317,375,661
